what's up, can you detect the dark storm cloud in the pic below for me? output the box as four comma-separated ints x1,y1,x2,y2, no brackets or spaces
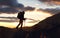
37,7,60,14
24,6,35,11
0,0,24,13
0,0,36,13
0,7,18,14
0,0,24,8
0,0,18,6
0,6,36,14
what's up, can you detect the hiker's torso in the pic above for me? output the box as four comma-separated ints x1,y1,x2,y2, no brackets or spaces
17,12,24,19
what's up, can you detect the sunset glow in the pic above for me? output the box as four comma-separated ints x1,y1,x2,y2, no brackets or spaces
0,10,52,28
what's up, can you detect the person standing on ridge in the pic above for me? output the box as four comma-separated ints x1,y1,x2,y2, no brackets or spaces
16,11,25,29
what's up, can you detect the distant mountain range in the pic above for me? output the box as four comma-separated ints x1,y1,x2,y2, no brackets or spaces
31,13,60,38
32,13,60,30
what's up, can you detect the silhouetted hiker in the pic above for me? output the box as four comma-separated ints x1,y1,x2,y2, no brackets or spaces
16,11,25,29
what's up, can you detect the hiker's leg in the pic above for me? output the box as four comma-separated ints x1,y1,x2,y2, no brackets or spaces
16,20,20,29
20,20,23,29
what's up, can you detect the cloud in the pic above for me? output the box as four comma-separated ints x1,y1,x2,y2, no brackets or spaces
52,1,60,5
17,4,24,9
24,6,35,11
37,7,60,14
0,7,18,14
38,0,60,5
38,0,60,2
0,0,25,13
0,6,36,14
0,0,18,6
0,0,24,9
0,6,35,14
0,0,36,13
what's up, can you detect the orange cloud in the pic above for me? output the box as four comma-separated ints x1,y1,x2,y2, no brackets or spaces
52,1,60,5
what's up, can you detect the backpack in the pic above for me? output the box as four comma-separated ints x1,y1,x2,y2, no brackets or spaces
17,12,22,19
17,12,25,19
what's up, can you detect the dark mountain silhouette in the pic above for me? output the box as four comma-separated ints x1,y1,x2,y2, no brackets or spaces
0,26,17,38
0,26,31,38
13,29,28,38
31,13,60,38
32,13,60,30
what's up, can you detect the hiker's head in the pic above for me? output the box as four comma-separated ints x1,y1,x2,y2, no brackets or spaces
22,11,25,12
22,11,25,14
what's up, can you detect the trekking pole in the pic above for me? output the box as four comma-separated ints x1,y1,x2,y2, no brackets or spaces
23,19,26,28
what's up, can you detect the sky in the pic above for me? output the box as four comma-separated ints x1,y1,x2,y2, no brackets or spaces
0,0,60,13
17,0,42,8
17,0,60,9
0,0,60,28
